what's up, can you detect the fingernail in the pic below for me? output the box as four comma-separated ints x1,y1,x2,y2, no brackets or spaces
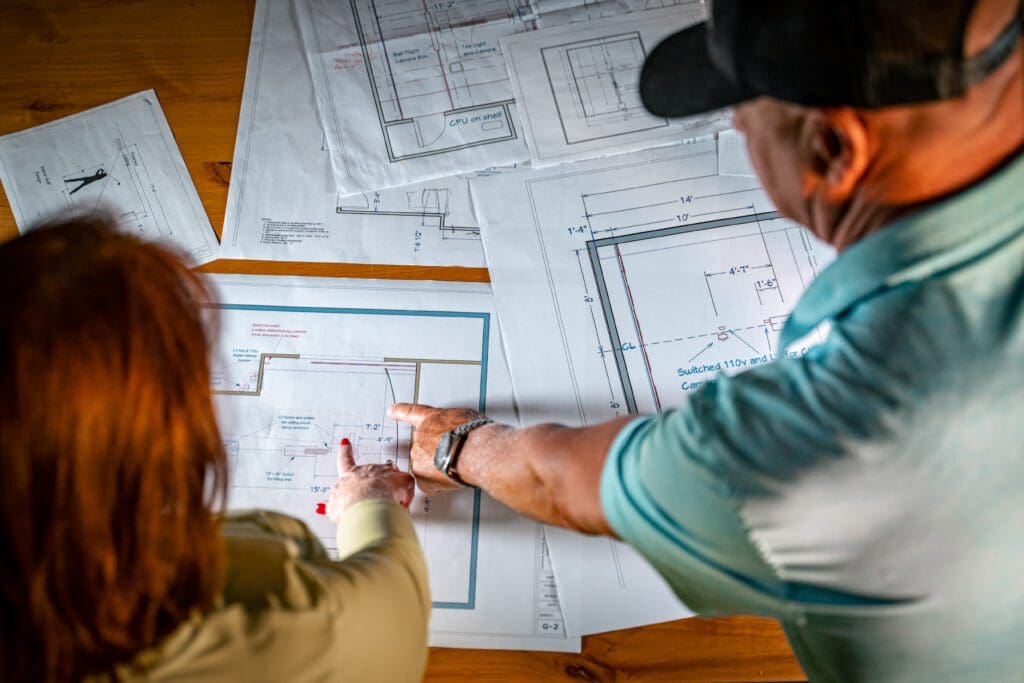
315,502,327,515
340,438,350,446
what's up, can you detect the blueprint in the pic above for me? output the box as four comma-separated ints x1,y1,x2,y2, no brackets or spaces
295,0,709,193
295,0,532,195
0,91,218,265
220,0,488,268
471,140,835,634
208,274,578,651
502,5,730,166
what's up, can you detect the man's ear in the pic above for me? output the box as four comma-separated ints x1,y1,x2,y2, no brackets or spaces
806,108,871,201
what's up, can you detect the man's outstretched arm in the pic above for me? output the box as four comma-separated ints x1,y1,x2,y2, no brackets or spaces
388,403,633,536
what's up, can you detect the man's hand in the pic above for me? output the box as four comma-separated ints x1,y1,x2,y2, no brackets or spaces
326,438,416,522
389,403,624,535
387,403,500,495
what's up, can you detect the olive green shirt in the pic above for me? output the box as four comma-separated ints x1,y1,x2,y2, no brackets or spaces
88,500,430,682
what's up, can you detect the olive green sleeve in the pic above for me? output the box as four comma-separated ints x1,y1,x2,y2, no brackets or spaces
311,499,431,682
99,505,431,682
333,498,432,618
220,504,430,682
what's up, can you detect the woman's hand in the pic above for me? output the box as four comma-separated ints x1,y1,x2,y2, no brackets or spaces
326,438,416,522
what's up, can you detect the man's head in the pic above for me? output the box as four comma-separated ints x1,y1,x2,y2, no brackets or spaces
644,0,1023,249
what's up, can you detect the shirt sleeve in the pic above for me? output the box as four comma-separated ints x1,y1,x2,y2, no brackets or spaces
599,308,902,619
331,498,431,620
601,409,790,618
221,502,430,682
312,499,431,679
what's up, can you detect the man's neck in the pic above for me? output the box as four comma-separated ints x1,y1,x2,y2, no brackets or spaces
809,191,912,252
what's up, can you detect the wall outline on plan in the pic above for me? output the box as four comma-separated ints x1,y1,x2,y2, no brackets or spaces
307,0,530,163
212,302,490,610
586,210,785,413
541,31,669,146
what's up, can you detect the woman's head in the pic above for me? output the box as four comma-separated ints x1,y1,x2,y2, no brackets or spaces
0,218,227,680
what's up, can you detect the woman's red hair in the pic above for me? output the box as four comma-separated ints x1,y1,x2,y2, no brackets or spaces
0,218,228,680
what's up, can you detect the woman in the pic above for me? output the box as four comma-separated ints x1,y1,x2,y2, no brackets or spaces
0,218,429,681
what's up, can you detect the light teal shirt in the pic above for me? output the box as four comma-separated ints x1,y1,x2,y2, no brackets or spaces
601,149,1024,682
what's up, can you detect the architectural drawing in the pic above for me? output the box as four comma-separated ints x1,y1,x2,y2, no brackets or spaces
348,0,531,161
542,31,667,144
337,185,480,242
472,141,834,634
297,0,534,193
296,0,702,192
477,141,833,426
207,275,577,651
585,210,824,413
58,127,176,240
220,0,487,267
501,5,728,166
0,90,217,265
213,302,490,608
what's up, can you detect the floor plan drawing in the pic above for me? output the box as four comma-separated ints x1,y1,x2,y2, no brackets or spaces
295,0,703,193
297,0,534,193
337,185,481,242
501,5,728,165
585,210,824,413
348,0,531,162
214,305,487,608
471,141,834,635
221,0,487,267
476,141,833,427
542,31,666,144
0,90,218,265
208,275,579,651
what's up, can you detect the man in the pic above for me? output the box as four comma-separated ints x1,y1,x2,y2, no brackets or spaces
391,0,1024,679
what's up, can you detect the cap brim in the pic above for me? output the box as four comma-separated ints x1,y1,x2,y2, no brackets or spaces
640,22,756,118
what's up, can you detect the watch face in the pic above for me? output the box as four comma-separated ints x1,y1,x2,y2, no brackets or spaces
434,431,455,472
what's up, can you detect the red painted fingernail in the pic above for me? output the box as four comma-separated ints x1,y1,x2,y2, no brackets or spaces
340,438,350,446
315,502,327,515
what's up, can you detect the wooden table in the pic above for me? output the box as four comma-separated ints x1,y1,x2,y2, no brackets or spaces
0,3,804,680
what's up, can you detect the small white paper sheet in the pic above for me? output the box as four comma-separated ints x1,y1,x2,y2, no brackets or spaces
0,90,219,265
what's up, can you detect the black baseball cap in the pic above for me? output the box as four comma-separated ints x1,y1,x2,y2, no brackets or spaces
641,0,1023,117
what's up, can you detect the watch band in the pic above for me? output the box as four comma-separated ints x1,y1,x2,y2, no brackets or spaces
433,418,495,487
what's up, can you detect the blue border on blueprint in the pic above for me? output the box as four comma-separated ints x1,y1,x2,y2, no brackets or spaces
215,303,489,611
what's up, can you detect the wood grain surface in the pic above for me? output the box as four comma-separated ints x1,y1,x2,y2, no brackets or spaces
0,2,805,680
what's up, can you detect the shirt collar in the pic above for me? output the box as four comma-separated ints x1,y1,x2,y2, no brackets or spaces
781,150,1024,349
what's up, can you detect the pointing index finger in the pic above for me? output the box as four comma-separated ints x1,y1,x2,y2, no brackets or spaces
337,437,356,475
388,403,435,427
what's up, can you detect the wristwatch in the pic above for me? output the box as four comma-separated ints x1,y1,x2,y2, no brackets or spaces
433,418,494,487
